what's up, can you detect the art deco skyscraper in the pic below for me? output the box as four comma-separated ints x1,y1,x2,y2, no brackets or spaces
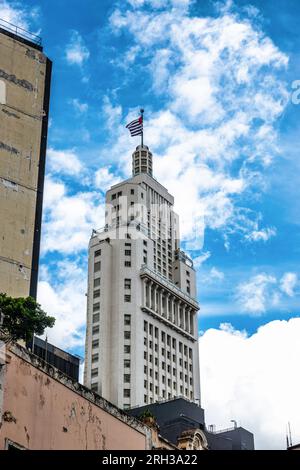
84,144,200,409
0,21,51,299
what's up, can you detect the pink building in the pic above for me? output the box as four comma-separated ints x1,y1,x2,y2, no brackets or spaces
0,342,151,450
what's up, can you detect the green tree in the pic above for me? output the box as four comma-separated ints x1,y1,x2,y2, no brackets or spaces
0,293,55,344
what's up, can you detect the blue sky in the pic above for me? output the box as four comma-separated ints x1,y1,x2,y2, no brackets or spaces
2,0,300,447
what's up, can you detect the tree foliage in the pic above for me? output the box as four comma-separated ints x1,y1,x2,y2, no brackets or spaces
0,293,55,343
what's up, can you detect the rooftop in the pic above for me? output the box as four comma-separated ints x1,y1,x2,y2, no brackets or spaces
0,18,42,50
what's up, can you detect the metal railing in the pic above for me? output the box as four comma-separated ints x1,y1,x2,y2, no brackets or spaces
0,18,42,46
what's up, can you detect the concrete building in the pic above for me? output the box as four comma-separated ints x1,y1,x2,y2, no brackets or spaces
0,19,52,299
129,399,255,450
0,341,152,450
29,336,81,381
84,145,200,409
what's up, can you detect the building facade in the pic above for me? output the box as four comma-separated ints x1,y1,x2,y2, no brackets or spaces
0,20,51,299
0,342,151,450
84,145,200,409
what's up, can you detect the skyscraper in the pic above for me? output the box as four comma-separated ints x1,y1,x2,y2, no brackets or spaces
0,20,52,299
84,144,200,409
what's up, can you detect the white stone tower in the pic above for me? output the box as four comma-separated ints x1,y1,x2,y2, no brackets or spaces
84,144,200,409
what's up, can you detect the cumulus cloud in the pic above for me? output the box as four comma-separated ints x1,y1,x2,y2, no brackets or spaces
95,167,121,192
42,177,105,254
200,318,300,449
47,148,83,176
65,30,90,66
37,261,87,349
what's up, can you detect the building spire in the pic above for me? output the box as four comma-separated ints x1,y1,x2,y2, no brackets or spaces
140,108,144,147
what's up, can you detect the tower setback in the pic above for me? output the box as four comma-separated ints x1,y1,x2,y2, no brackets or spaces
84,145,200,409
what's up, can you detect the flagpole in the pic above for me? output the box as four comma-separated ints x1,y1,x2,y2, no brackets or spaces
140,108,144,147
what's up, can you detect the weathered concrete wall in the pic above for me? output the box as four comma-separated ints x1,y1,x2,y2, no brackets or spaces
0,344,149,450
0,29,50,298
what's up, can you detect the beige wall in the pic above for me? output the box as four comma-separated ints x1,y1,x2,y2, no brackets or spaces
0,344,149,450
0,29,50,298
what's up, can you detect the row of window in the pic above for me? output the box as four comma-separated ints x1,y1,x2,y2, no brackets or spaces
144,321,193,357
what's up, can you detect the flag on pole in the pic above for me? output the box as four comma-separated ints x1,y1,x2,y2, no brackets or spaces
126,115,143,137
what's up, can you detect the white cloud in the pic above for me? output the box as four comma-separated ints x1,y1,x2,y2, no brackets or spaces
42,177,105,255
0,0,38,31
200,318,300,449
280,272,298,297
37,261,87,349
236,273,277,315
107,3,289,249
193,251,211,269
236,271,299,315
95,167,121,192
65,31,90,66
209,267,224,282
246,227,277,242
47,147,83,176
70,98,88,113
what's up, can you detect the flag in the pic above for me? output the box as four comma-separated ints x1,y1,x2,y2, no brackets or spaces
126,116,143,137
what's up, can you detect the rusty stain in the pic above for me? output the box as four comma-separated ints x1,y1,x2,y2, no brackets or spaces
39,393,45,407
2,108,20,119
3,411,17,423
0,69,35,91
0,141,19,154
24,426,30,446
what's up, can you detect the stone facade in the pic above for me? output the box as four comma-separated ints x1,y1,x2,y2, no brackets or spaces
84,145,200,409
0,25,51,299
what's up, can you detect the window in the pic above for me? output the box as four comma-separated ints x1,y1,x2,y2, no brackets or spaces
143,240,147,246
161,331,165,342
95,249,101,257
91,368,98,378
173,368,176,376
94,262,101,272
124,279,131,289
149,324,153,335
124,295,131,303
126,233,131,239
144,380,148,388
93,313,100,323
91,384,98,392
124,331,131,340
124,389,130,398
111,193,116,200
93,290,100,298
125,261,131,267
125,242,131,247
93,303,100,312
172,338,176,349
92,326,99,335
189,348,193,360
187,286,190,294
144,365,147,374
124,374,130,383
124,359,130,368
143,257,147,263
125,250,131,256
117,191,122,197
92,354,99,363
94,278,100,288
161,348,165,356
144,321,147,332
131,189,134,195
144,351,147,360
124,345,131,354
124,315,131,326
92,339,99,348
